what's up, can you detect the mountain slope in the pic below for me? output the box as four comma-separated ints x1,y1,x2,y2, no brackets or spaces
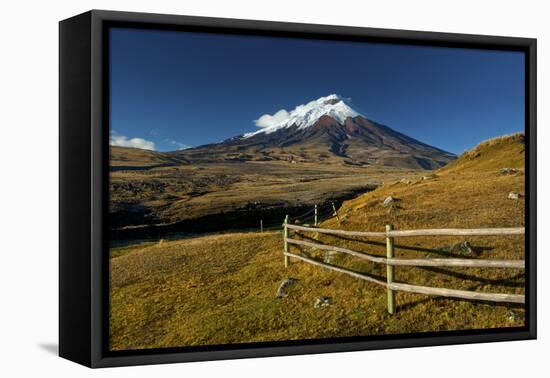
176,94,455,169
110,146,185,169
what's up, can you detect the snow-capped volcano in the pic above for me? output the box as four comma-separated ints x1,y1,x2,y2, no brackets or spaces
245,94,362,138
177,94,455,170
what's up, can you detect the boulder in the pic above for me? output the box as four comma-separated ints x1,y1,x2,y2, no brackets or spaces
500,167,519,175
276,278,297,298
457,241,474,255
439,240,476,255
382,196,395,207
508,191,521,200
314,296,332,308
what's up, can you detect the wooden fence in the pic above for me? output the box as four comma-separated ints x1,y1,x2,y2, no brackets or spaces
282,217,525,314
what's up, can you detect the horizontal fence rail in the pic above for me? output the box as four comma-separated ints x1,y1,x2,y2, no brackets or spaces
389,282,524,304
387,228,525,237
284,251,387,287
286,223,525,238
283,252,525,304
282,215,525,313
287,224,386,238
286,238,525,269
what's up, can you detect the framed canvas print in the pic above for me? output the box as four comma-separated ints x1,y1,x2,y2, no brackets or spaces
59,10,537,368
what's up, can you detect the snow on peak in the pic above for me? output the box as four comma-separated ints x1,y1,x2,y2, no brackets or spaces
244,94,363,138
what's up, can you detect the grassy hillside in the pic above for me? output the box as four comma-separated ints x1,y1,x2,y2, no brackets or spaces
110,134,525,351
110,146,182,167
328,133,525,230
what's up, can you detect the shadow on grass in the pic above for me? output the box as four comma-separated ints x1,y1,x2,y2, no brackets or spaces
415,267,525,288
292,232,524,290
293,245,386,283
323,233,495,258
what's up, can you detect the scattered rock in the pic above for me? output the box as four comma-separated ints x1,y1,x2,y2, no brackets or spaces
400,178,412,185
422,174,436,181
276,278,297,298
382,196,395,207
500,167,519,175
457,241,474,255
314,296,332,308
439,240,476,255
508,191,521,200
507,310,518,322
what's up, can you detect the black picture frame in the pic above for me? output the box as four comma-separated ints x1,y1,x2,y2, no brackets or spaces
59,9,537,368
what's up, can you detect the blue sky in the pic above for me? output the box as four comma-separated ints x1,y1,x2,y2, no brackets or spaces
109,28,525,154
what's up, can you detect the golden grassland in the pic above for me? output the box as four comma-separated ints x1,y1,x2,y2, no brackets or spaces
109,157,418,229
110,133,526,351
110,146,178,167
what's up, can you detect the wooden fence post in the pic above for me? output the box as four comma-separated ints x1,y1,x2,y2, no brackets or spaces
331,201,340,221
386,224,396,314
260,219,263,233
314,204,318,226
284,215,289,267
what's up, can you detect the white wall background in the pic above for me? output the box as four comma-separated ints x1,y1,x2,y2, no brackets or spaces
0,0,546,376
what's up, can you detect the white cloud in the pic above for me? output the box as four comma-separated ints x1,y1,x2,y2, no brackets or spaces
110,133,156,150
254,109,290,128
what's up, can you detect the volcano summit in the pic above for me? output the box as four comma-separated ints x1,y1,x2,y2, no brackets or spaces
177,94,455,169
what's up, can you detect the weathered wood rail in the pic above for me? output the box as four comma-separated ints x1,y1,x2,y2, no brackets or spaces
282,220,525,313
286,224,525,238
286,238,524,269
